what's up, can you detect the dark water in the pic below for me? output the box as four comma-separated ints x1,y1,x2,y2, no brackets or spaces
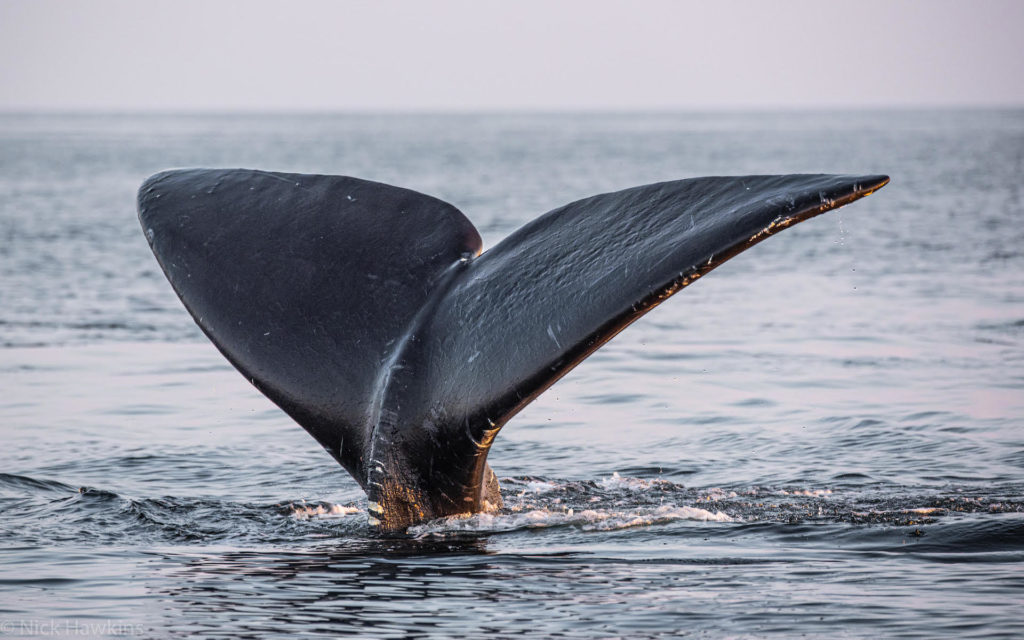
1,111,1022,638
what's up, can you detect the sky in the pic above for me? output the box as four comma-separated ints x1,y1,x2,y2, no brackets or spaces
1,0,1022,112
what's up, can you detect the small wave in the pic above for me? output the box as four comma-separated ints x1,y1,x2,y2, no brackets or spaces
409,504,732,538
778,488,833,496
597,471,675,492
76,486,120,500
0,472,76,495
696,487,740,501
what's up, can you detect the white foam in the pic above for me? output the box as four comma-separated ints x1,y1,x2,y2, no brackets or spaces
408,503,732,537
502,478,563,496
520,480,560,495
290,501,361,520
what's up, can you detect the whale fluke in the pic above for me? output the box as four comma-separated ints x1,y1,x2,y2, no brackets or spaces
138,169,888,533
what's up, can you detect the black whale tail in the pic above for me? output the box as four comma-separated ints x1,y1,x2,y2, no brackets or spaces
138,169,888,533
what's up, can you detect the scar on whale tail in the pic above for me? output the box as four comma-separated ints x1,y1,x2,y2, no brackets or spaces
138,170,888,533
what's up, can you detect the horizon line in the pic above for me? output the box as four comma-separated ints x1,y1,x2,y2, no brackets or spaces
1,103,1022,117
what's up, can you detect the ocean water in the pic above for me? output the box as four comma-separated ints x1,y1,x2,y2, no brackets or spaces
1,110,1022,638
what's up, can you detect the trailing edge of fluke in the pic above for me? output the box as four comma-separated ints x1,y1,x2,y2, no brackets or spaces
138,169,888,533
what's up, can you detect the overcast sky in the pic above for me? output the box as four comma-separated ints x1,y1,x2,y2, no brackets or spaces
1,0,1022,111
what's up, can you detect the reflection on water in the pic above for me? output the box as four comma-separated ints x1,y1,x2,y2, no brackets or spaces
152,513,1024,638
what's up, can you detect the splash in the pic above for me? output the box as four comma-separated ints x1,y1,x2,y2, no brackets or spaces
408,503,732,538
289,501,361,521
508,478,561,495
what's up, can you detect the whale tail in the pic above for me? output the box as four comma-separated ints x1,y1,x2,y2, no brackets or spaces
138,169,888,533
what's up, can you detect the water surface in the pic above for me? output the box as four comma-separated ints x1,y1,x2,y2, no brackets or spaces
1,110,1022,637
